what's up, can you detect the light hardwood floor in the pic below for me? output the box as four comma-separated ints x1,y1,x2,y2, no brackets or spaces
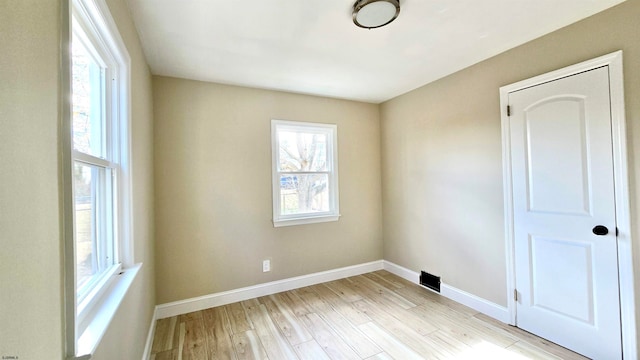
150,270,587,359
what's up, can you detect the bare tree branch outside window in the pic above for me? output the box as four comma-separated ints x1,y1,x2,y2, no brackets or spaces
278,131,329,214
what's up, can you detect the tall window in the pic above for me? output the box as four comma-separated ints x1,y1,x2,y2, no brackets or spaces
70,0,130,343
271,120,339,227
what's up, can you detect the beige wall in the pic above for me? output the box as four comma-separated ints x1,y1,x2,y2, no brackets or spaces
154,77,382,304
381,0,639,313
92,0,156,359
0,1,65,359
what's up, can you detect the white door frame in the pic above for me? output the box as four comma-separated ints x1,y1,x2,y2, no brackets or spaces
499,50,637,359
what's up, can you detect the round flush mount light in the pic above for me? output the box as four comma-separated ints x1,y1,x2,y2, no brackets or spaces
353,0,400,29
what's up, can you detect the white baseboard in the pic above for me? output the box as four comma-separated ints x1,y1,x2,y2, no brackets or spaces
441,284,510,323
141,307,157,360
383,260,510,323
383,260,420,283
155,260,384,319
153,259,508,326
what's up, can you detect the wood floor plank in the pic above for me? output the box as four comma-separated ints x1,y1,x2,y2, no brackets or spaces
393,285,480,317
391,281,479,317
352,293,438,337
410,303,517,349
181,318,208,360
323,279,363,302
310,284,372,325
364,352,393,360
177,322,185,360
352,299,445,358
506,341,564,360
361,272,404,290
232,330,269,360
202,306,238,360
449,341,531,359
473,313,588,360
152,317,178,353
345,276,417,312
259,294,313,345
242,299,299,359
350,275,417,310
316,307,382,358
391,284,433,306
294,340,332,360
152,349,178,360
374,270,416,287
226,302,253,335
426,329,473,357
293,286,333,313
300,312,360,360
358,322,423,360
418,290,480,317
275,290,313,317
179,311,204,323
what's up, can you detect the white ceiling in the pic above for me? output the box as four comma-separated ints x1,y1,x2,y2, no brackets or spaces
126,0,626,103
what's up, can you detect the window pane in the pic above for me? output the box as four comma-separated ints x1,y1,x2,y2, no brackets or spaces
72,35,106,158
278,130,328,172
74,162,114,295
280,174,329,215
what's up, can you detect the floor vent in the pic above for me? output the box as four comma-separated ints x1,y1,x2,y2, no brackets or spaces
420,271,441,293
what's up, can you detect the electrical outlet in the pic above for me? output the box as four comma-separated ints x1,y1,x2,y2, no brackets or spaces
262,259,271,272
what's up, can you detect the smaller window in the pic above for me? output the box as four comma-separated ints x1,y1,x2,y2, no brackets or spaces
271,120,340,227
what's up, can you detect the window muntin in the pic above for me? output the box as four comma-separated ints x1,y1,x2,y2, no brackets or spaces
272,120,339,226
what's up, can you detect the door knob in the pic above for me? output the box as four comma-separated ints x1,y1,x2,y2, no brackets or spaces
592,225,609,236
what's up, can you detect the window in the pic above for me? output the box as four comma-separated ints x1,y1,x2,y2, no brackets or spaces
66,0,137,357
271,120,339,226
72,13,120,329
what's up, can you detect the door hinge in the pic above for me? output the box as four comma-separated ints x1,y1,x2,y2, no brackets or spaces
513,289,518,302
507,105,511,116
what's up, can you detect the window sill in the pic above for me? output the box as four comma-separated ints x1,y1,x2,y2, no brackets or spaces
74,263,142,359
273,214,340,227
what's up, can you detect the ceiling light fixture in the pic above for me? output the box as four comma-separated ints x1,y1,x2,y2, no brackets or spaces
353,0,400,29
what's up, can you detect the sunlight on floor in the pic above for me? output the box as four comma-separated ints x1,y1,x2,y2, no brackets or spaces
454,341,531,359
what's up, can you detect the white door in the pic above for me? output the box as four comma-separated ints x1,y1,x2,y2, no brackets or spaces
509,66,622,359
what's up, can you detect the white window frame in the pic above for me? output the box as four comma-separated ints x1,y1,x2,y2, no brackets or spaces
72,7,121,330
271,120,340,227
63,0,139,358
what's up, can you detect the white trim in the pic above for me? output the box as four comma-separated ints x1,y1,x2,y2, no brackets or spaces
383,261,510,323
440,285,510,323
141,307,157,360
77,264,141,357
156,260,384,319
382,259,420,283
499,50,636,359
273,214,341,227
62,0,77,355
77,264,122,332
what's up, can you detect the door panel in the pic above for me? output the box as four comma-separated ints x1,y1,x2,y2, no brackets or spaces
525,96,590,215
529,235,594,324
509,66,621,359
